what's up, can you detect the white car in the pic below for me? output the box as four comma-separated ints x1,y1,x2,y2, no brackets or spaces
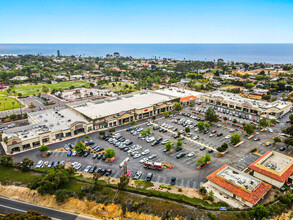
162,139,169,144
84,165,91,172
194,128,199,132
229,129,235,132
187,152,195,157
268,128,273,133
75,163,82,170
43,161,49,167
36,160,43,168
133,153,142,159
193,135,199,140
225,135,231,139
142,149,150,155
139,157,149,163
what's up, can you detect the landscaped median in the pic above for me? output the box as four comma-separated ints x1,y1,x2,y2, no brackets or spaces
233,141,244,148
216,150,229,157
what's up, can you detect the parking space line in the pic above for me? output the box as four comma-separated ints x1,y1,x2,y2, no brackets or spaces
162,176,166,184
180,179,184,187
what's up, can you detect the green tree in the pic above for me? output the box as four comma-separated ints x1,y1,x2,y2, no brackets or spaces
189,102,195,107
196,153,211,165
39,144,49,152
99,130,106,136
85,135,89,139
230,133,241,145
197,121,205,131
173,102,183,112
165,141,173,151
270,119,276,125
284,137,293,148
205,108,219,123
66,166,76,176
0,155,13,167
118,174,129,190
130,120,137,125
93,172,101,185
204,122,210,129
55,189,70,203
248,205,270,220
175,138,183,148
109,128,116,133
273,137,281,145
104,148,116,159
290,114,293,124
259,117,269,128
185,127,190,133
243,123,256,135
20,157,34,171
74,141,86,153
245,83,255,89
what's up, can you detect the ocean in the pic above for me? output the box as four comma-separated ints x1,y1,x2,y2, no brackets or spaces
0,44,293,64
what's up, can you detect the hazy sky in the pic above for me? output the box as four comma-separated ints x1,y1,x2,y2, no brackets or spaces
1,0,293,43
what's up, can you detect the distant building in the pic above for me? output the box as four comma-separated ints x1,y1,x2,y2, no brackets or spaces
113,52,120,58
10,76,28,81
248,151,293,188
31,73,41,78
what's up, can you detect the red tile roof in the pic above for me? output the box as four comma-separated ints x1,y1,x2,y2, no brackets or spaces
180,95,196,102
206,165,271,205
248,151,293,183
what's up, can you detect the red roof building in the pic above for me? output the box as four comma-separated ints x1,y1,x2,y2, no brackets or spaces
248,151,293,188
206,165,271,207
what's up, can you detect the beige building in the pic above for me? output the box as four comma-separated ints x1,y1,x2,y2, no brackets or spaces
201,91,292,118
206,165,271,208
1,108,92,154
68,91,177,130
248,151,293,188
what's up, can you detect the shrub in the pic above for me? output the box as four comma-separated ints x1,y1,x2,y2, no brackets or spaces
251,148,258,153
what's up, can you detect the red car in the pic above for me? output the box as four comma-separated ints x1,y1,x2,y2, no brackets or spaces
211,130,217,133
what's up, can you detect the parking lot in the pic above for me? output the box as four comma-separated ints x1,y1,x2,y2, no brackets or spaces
11,105,293,189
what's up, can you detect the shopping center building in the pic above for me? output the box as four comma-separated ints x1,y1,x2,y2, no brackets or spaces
2,88,201,154
201,91,292,118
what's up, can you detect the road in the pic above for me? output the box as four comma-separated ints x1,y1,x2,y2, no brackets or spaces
0,196,78,219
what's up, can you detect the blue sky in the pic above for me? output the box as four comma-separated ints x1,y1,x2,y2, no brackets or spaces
0,0,293,43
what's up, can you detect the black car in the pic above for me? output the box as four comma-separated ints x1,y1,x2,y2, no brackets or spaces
145,173,153,181
151,141,159,146
208,149,214,153
126,128,132,132
96,168,102,173
217,133,223,137
170,177,176,185
97,154,103,159
279,147,286,151
200,146,206,151
100,169,106,175
156,137,163,142
96,147,104,152
83,150,90,157
105,169,112,176
176,147,183,152
102,155,107,161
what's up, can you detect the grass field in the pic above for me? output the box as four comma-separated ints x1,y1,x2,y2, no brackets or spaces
100,81,137,92
1,80,90,97
0,96,24,111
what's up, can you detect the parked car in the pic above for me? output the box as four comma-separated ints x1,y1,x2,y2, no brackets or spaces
105,169,112,176
145,173,153,181
170,177,176,185
176,152,186,159
200,146,206,151
133,171,142,180
187,152,195,157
